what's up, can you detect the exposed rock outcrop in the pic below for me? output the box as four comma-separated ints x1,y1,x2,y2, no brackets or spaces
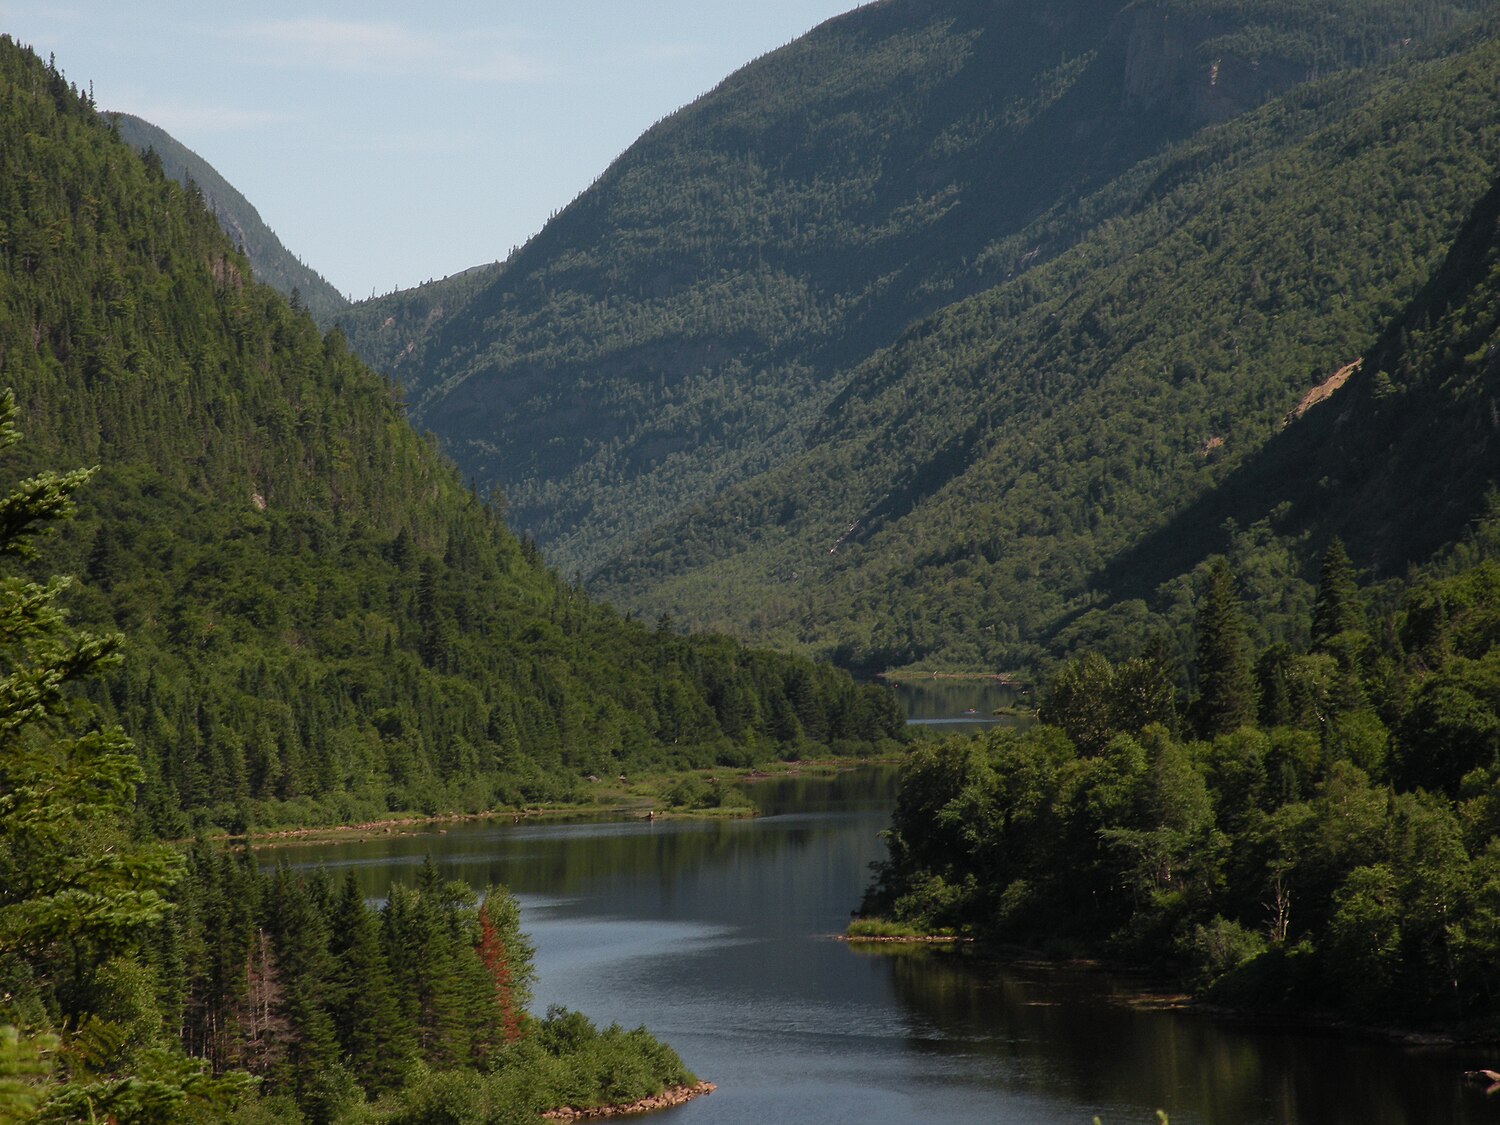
542,1081,717,1120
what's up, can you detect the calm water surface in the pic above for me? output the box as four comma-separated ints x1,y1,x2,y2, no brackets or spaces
887,678,1033,734
283,771,1500,1124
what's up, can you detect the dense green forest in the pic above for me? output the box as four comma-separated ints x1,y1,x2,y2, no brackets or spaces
108,113,350,326
0,37,824,1120
0,38,904,839
0,434,695,1120
860,136,1500,1020
334,0,1500,677
860,523,1500,1025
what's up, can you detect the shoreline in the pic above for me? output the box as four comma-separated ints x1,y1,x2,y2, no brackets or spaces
541,1081,716,1120
220,756,903,851
234,802,746,850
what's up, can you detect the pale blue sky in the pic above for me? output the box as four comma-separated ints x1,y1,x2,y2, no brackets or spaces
1,1,865,298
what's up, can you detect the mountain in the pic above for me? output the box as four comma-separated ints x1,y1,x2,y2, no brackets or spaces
335,0,1500,673
0,38,903,834
600,17,1500,671
108,111,350,325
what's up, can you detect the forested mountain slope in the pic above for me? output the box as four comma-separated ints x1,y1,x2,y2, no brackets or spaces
1100,166,1500,620
591,13,1500,672
0,39,902,834
108,112,350,325
334,0,1494,609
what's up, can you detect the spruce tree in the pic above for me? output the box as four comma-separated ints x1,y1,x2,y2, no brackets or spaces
383,864,469,1067
1192,558,1259,738
327,870,413,1094
1311,538,1365,649
263,868,347,1114
0,388,177,982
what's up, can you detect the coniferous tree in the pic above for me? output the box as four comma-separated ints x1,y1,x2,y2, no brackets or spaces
0,390,252,1118
383,861,469,1068
1192,558,1259,739
327,870,413,1094
0,426,180,1000
472,885,536,1063
263,868,348,1116
0,396,172,969
1311,539,1366,649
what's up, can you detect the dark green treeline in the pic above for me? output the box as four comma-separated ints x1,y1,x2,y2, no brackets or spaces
150,851,692,1124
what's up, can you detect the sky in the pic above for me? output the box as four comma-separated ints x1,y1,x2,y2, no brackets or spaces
0,1,864,299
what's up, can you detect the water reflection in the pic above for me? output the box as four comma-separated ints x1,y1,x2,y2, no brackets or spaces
276,770,1500,1125
886,677,1033,734
878,952,1500,1123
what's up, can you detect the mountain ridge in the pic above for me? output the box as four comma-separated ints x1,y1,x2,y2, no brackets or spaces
108,111,350,324
587,12,1500,670
343,0,1483,565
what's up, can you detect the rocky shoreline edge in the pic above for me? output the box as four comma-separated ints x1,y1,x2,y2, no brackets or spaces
542,1081,717,1119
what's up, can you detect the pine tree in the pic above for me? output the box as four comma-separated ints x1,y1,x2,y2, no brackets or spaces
1192,558,1259,738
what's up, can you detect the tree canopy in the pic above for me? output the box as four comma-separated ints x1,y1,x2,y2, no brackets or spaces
862,544,1500,1026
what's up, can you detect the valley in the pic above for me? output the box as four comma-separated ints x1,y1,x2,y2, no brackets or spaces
4,1,1500,1121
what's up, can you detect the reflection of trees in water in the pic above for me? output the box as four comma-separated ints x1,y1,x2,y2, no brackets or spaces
280,770,896,905
888,680,1024,721
749,766,900,815
878,954,1486,1124
275,769,1494,1124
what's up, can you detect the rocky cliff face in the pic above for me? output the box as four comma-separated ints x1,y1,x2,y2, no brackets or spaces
1119,4,1311,125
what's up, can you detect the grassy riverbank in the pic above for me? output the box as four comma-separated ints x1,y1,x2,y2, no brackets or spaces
232,756,901,849
878,670,1027,685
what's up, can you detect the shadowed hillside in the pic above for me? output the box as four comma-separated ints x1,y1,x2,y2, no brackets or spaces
340,0,1488,567
333,0,1497,676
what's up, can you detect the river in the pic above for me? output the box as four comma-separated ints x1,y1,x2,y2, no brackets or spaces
282,769,1500,1124
886,677,1032,735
